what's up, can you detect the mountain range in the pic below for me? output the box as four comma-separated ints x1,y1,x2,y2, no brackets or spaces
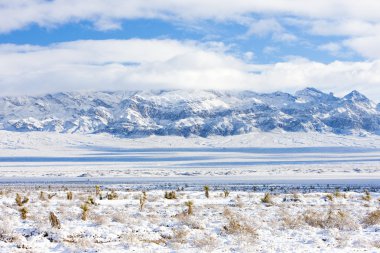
0,88,379,137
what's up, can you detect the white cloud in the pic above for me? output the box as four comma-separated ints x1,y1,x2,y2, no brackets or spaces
343,36,380,59
245,18,297,42
246,19,283,37
0,39,380,102
2,1,380,33
2,1,380,60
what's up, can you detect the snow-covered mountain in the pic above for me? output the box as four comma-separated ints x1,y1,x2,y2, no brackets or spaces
0,88,379,137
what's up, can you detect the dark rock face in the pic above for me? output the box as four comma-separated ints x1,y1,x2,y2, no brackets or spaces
0,89,379,136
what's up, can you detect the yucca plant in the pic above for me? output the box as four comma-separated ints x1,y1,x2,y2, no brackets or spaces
95,185,101,196
164,191,177,199
139,191,147,211
107,190,118,200
49,212,61,229
184,201,194,215
204,186,210,198
15,193,29,206
87,196,96,205
363,190,371,201
67,191,73,200
48,193,57,200
19,207,28,220
80,203,90,221
39,191,46,201
261,192,272,204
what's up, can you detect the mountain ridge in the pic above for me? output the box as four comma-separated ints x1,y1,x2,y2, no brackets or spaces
0,88,379,137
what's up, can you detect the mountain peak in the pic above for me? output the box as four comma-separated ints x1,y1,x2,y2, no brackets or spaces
344,90,370,103
297,87,322,94
294,87,336,103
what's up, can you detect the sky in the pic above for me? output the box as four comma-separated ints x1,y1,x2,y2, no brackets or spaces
1,1,380,101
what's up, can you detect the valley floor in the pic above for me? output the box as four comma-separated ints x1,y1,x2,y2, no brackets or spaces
0,186,380,252
1,131,380,252
0,130,380,181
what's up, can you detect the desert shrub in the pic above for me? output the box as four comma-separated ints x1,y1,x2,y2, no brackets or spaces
333,189,346,198
324,209,358,230
223,208,257,235
67,191,73,200
87,196,96,205
80,204,89,221
204,186,210,198
49,212,61,229
171,228,189,244
283,192,301,202
39,191,46,201
15,194,29,206
139,191,147,211
303,208,358,230
325,194,334,201
224,189,230,198
193,233,218,251
363,209,380,226
184,201,194,215
107,190,118,200
19,207,28,220
303,209,324,228
362,190,371,201
261,192,273,204
280,209,303,229
95,185,101,196
48,193,57,200
164,191,177,199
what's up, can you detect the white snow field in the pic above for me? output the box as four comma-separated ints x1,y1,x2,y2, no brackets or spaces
0,187,380,252
0,130,380,182
1,130,380,252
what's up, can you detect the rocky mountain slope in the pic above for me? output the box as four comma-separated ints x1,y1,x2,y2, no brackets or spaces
0,88,379,137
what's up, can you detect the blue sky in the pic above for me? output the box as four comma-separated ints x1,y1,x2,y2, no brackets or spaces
0,1,380,100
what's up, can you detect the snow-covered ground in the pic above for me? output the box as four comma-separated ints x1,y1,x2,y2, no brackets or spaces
0,130,380,182
1,130,380,252
0,186,380,252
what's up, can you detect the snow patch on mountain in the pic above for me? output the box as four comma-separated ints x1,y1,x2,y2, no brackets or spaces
0,88,379,137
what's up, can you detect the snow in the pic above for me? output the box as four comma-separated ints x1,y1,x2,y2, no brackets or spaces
0,187,379,252
0,123,379,252
0,130,379,182
1,89,379,136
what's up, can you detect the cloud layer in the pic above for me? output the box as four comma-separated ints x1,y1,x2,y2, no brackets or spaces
1,1,380,100
0,39,379,101
2,1,380,32
2,1,380,59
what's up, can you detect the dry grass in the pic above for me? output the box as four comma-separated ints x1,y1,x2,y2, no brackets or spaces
363,209,380,226
0,187,379,252
281,209,304,229
303,208,358,230
223,208,257,236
